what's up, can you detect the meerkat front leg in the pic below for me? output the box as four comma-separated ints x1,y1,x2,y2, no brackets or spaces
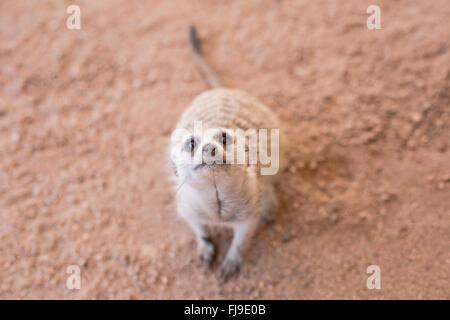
183,217,216,265
220,217,258,279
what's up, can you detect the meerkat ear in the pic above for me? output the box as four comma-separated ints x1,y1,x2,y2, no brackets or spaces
171,161,178,177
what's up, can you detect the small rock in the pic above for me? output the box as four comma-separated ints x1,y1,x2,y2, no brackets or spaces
120,254,130,267
83,223,92,232
380,192,394,202
407,139,416,148
11,132,20,143
250,290,261,299
386,108,397,115
329,214,339,224
32,186,41,197
359,211,370,220
77,258,87,267
410,112,423,123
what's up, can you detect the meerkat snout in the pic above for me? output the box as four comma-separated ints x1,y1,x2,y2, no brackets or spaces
202,143,218,160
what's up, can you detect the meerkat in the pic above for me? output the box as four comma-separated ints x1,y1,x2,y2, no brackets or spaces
169,25,281,279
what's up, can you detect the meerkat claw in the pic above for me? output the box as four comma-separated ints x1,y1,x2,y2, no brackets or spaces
219,257,242,280
199,236,216,265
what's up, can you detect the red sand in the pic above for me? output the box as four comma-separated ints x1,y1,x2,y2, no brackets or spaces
0,0,449,299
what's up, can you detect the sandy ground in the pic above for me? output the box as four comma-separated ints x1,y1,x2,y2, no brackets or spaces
0,0,449,299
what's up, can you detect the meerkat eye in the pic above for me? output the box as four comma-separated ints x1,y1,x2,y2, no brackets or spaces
184,137,197,152
221,132,232,146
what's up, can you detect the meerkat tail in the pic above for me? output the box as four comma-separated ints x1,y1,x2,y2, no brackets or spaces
189,24,224,88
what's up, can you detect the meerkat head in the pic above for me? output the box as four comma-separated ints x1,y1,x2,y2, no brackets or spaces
170,126,251,184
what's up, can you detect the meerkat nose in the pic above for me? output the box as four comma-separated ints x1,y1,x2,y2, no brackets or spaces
202,143,217,157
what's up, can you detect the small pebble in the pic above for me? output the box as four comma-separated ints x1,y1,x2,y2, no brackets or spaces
359,211,370,219
309,161,318,170
410,112,423,123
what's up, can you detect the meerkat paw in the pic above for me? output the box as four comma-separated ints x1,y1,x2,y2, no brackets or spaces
198,236,215,265
220,255,242,280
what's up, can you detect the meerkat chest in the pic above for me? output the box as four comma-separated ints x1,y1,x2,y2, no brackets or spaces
177,182,255,224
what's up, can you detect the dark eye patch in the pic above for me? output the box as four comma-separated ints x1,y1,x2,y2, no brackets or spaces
184,137,198,153
219,132,233,146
